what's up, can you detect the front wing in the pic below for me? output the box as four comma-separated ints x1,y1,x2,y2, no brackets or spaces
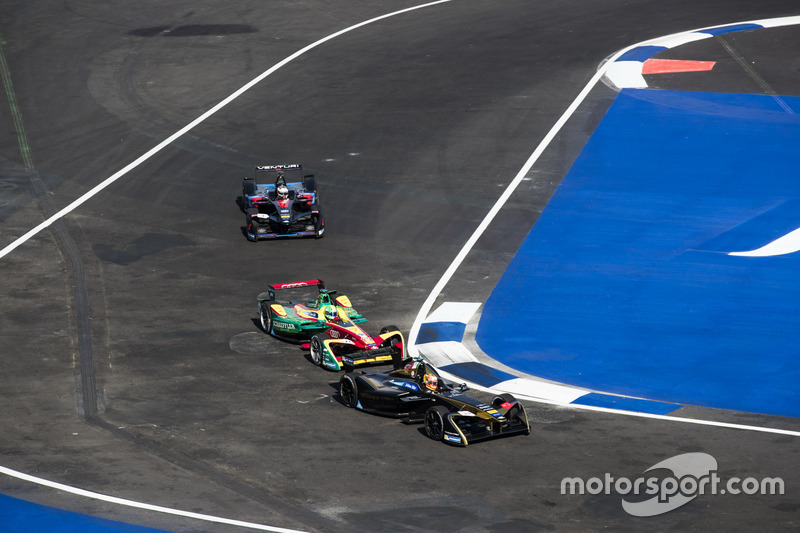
320,338,396,371
247,214,321,240
439,404,530,446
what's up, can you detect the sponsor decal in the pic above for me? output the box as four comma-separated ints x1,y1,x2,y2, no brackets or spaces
273,321,295,330
456,410,475,417
389,380,419,391
444,433,462,444
257,164,301,171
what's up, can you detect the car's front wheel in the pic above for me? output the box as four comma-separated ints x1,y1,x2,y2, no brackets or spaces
339,374,358,408
310,335,324,366
491,393,517,409
424,405,450,441
314,214,324,239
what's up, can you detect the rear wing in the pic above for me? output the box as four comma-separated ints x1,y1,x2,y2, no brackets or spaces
244,164,315,196
264,279,325,301
256,164,302,173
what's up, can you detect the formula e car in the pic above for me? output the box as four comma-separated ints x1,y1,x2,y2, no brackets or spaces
257,279,404,371
242,164,324,240
339,358,530,446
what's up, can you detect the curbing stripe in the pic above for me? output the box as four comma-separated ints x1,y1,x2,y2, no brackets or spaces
604,16,800,90
414,303,681,415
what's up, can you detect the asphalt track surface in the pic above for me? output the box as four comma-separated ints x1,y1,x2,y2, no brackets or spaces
0,1,799,532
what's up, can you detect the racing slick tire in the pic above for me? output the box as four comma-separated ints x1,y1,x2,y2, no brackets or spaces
243,177,257,198
310,335,325,366
379,325,400,335
313,214,324,239
491,393,517,409
259,304,272,335
424,405,450,441
492,394,530,434
339,374,359,408
246,210,259,242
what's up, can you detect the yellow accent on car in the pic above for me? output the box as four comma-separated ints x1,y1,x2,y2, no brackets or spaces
271,304,287,317
335,295,352,308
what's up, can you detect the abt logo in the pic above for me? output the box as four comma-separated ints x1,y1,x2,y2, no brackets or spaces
561,452,784,517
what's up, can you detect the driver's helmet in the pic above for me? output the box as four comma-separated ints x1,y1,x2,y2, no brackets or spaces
277,184,289,200
323,305,338,322
423,372,438,391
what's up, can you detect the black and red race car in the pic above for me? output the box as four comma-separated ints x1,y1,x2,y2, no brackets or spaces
339,358,530,446
242,164,324,240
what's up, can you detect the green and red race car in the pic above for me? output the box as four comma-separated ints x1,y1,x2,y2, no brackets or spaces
256,280,404,371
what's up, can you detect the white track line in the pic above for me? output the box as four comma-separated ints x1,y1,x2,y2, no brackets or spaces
0,465,307,533
408,16,800,436
0,1,455,529
407,44,631,352
0,0,454,261
729,226,800,256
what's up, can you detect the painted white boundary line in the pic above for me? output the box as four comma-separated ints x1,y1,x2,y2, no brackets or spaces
0,0,456,529
408,15,800,436
430,363,800,437
0,0,454,261
407,40,633,353
0,465,307,533
524,400,800,437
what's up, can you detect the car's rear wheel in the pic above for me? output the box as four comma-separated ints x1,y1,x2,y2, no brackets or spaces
424,405,450,441
339,374,358,408
310,335,324,366
259,304,272,334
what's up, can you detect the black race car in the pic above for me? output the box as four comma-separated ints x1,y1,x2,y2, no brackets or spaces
338,358,530,446
242,164,324,240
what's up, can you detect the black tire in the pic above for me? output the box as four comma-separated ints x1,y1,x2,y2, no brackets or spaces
424,405,450,441
492,393,517,409
259,304,272,334
243,177,257,197
339,374,358,408
379,326,404,368
310,335,324,366
314,213,324,239
303,176,316,193
246,212,259,242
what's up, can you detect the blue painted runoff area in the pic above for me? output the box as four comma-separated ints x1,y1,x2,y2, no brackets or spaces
572,393,680,415
416,321,468,344
440,362,518,387
0,493,167,532
477,89,800,418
